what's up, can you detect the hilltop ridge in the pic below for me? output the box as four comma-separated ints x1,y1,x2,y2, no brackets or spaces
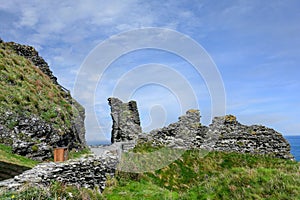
0,39,86,160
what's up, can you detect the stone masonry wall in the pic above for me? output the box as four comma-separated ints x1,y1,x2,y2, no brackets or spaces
0,151,118,193
142,112,294,160
205,116,294,159
144,109,207,149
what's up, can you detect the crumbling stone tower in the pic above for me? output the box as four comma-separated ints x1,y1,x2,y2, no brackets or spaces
108,97,142,143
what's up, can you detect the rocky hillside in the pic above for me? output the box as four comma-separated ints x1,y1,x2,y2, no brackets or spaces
0,38,86,161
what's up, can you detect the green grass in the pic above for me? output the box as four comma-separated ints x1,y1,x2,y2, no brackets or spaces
0,181,103,200
103,143,300,199
0,42,75,133
1,143,299,199
0,144,38,168
103,179,178,200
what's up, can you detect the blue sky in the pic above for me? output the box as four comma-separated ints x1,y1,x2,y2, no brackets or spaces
0,0,299,144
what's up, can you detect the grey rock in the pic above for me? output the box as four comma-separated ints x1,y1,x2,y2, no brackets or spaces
0,152,118,193
144,109,207,149
139,111,294,160
108,97,142,143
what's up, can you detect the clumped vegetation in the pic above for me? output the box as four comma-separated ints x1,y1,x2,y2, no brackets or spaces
1,142,299,199
0,42,74,132
0,181,102,200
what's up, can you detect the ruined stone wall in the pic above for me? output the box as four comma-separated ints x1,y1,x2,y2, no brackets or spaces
142,111,294,160
109,98,142,143
144,109,207,149
205,116,293,159
0,152,118,193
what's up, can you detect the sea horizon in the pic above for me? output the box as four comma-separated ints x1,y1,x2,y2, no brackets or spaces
285,135,300,161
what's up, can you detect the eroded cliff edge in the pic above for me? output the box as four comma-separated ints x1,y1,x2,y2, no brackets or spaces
0,39,86,160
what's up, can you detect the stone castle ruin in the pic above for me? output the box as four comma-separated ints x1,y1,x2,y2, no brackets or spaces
109,97,293,160
109,97,142,143
0,97,294,193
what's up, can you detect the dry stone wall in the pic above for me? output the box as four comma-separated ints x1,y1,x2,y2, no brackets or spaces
0,98,295,193
0,151,118,193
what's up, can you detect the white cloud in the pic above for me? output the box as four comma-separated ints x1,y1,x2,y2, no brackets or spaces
18,6,38,27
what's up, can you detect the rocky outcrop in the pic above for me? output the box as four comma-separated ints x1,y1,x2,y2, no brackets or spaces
205,116,294,159
71,99,87,147
109,98,142,143
0,111,84,161
0,152,118,193
0,39,86,160
8,42,58,85
143,109,207,149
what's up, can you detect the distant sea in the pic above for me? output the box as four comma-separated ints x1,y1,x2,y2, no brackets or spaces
285,136,300,161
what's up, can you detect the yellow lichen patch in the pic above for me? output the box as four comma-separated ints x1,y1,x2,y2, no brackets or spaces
225,115,237,124
187,109,199,113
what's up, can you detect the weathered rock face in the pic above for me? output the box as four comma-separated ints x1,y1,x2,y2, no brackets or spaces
12,41,88,147
145,109,207,148
71,99,87,147
204,116,294,159
108,98,142,143
0,111,84,161
0,152,118,193
141,111,294,160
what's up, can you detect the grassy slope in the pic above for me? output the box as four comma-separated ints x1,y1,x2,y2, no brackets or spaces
0,144,38,168
103,143,300,200
0,42,73,134
1,143,299,199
